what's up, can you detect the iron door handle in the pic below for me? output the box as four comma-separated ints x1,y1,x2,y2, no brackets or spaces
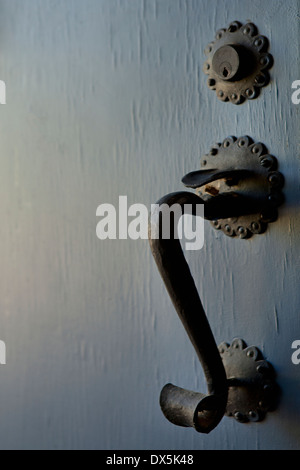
149,137,283,433
149,190,242,433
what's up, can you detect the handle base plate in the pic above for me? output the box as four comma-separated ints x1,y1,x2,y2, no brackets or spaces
184,135,284,239
219,338,279,423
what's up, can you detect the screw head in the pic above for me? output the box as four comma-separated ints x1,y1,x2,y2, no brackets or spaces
255,74,266,86
248,410,258,419
260,53,273,70
212,220,221,229
238,226,248,239
252,145,261,154
234,411,245,422
205,44,212,55
260,156,273,168
268,172,284,188
260,56,268,65
257,363,268,374
251,222,261,233
228,24,238,32
246,88,255,99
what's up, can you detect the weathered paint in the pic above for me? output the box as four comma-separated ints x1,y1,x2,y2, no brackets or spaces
0,0,299,450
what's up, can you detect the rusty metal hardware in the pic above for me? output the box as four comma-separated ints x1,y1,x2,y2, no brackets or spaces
149,191,230,434
182,135,284,238
203,21,273,104
160,339,279,431
219,339,279,423
149,193,279,433
148,139,283,433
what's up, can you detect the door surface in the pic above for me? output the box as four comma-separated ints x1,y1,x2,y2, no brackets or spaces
0,0,299,450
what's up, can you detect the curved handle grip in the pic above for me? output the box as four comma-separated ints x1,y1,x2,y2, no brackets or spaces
149,191,248,433
182,168,253,189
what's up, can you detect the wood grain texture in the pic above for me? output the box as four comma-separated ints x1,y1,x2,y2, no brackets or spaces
0,0,298,449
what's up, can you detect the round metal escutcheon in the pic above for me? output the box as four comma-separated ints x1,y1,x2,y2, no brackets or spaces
194,136,284,239
218,339,279,423
203,21,273,104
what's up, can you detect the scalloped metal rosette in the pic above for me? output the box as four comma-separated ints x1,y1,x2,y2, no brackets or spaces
218,338,279,423
196,136,284,239
203,21,273,104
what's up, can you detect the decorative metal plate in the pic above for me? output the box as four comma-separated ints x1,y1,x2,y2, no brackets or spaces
218,339,279,423
203,21,273,104
195,136,284,238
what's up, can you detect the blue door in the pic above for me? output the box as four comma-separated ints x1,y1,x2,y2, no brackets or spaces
0,0,299,450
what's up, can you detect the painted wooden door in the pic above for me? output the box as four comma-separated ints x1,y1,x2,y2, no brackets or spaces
0,0,299,450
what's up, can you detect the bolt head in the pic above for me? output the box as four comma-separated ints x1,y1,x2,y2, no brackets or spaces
252,145,260,154
238,226,248,239
251,222,261,233
255,74,265,86
268,172,284,188
260,156,273,168
246,88,255,98
234,411,246,422
248,410,258,419
212,220,221,229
